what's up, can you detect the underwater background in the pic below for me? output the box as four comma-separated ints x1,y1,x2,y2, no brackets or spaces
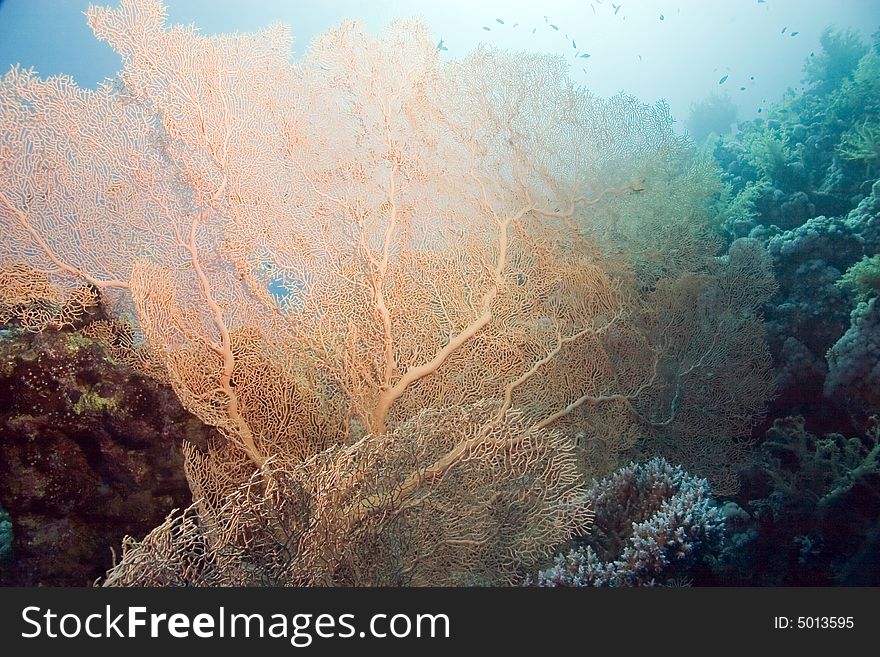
0,0,878,586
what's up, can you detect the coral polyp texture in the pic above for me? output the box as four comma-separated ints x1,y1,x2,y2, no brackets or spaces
0,0,774,585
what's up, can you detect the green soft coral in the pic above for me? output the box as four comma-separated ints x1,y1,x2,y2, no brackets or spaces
838,121,880,177
836,253,880,300
762,415,880,510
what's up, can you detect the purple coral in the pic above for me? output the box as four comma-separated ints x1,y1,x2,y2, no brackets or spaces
533,457,724,586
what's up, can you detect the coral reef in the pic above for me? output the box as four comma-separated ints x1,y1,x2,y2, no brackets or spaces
711,25,880,434
0,0,776,587
714,29,880,242
2,0,879,587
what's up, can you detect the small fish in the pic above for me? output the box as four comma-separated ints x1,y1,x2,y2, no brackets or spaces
718,74,729,84
758,0,765,3
572,40,577,48
532,27,536,34
579,53,591,58
483,26,491,31
750,75,755,80
612,3,621,14
781,26,787,34
791,31,799,36
758,108,763,113
437,39,447,51
638,54,642,62
550,24,559,30
496,18,504,24
660,14,664,20
740,86,746,90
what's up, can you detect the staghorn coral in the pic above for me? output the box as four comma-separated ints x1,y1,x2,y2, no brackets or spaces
530,457,724,587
